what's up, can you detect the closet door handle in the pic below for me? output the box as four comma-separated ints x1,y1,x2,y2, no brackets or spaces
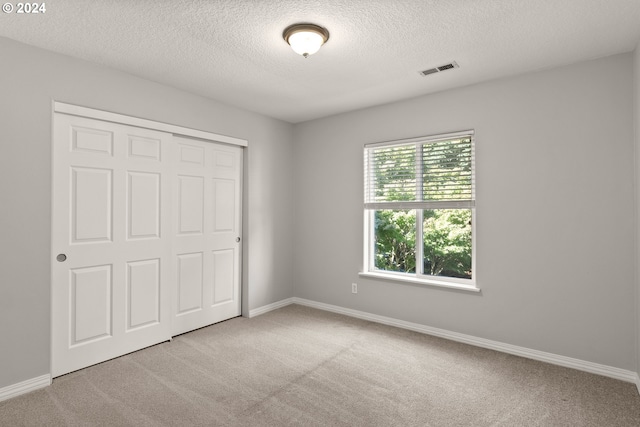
56,254,67,262
236,237,241,243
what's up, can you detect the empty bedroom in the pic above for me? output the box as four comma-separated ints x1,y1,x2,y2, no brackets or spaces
1,1,640,425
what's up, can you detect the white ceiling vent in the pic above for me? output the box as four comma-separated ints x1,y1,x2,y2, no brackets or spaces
419,61,459,77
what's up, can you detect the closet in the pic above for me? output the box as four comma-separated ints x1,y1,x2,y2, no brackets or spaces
51,105,244,376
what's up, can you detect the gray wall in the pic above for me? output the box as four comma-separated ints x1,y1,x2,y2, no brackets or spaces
635,44,640,379
0,37,294,389
293,53,636,370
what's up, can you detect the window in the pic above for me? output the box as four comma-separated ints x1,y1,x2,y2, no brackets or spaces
362,130,476,290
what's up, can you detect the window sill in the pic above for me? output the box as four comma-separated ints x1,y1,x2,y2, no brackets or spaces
358,271,481,293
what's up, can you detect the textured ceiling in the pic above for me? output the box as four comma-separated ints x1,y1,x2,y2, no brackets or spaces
1,0,639,123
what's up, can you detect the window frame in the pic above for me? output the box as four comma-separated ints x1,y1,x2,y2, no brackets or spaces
361,130,479,293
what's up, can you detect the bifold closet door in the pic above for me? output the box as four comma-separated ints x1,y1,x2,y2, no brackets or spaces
51,114,172,377
171,136,242,336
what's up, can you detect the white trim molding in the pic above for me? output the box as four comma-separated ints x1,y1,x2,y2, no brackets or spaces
0,374,51,402
359,271,480,293
250,297,639,384
53,101,248,147
248,298,295,318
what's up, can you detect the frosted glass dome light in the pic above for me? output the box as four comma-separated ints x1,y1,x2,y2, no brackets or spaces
283,23,329,58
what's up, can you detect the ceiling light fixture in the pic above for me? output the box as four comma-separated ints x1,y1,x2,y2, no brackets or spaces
283,23,329,58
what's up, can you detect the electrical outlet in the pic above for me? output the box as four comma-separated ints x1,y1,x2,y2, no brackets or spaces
352,283,357,294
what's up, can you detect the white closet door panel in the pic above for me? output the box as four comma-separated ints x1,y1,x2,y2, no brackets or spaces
171,136,242,335
178,143,205,165
127,172,161,240
177,175,204,235
213,179,235,233
70,265,112,345
127,258,160,330
128,135,161,161
72,167,112,243
212,147,237,178
212,249,235,305
52,114,172,377
72,126,113,155
177,252,204,314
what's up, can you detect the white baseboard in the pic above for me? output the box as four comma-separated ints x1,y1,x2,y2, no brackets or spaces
0,374,51,402
635,373,640,396
248,297,295,318
251,297,637,384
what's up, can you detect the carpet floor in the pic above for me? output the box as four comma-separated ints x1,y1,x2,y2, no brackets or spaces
1,304,640,426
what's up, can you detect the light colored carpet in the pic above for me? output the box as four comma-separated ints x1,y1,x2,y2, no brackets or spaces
1,304,639,426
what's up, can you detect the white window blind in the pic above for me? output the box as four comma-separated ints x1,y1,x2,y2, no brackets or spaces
364,131,475,210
